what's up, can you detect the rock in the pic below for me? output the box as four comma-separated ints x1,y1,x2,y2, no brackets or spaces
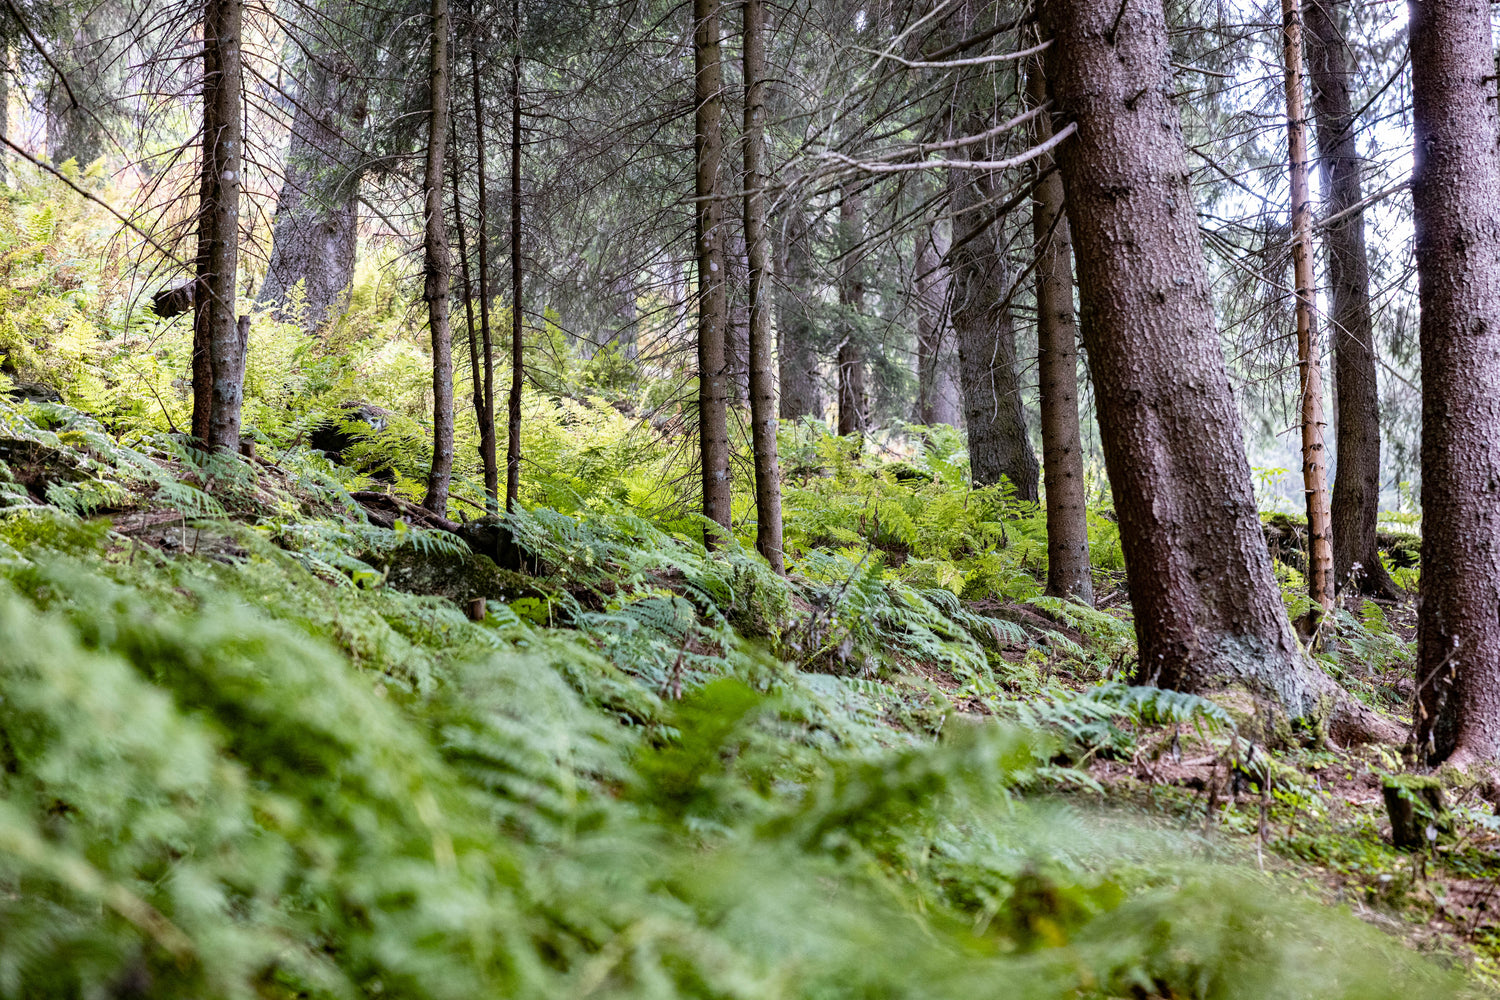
365,540,552,608
309,401,399,480
5,380,63,404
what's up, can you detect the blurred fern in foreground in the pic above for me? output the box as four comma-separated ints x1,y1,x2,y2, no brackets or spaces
0,513,1461,1000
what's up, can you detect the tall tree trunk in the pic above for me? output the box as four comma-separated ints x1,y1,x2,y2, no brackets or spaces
914,228,960,427
1040,0,1381,734
194,0,246,451
1282,0,1336,628
450,126,489,511
776,209,821,420
1027,57,1092,604
836,188,866,437
467,43,497,511
1304,0,1399,599
949,168,1039,501
505,0,523,513
694,0,731,540
742,0,783,573
1408,0,1500,767
257,57,366,329
421,0,454,516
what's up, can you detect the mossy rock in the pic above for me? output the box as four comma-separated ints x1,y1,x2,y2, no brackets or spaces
1381,773,1452,850
366,542,555,607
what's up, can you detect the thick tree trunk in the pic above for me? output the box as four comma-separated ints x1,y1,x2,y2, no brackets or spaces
506,3,523,513
836,189,866,437
694,0,732,541
742,0,783,573
194,0,246,451
1027,58,1092,604
257,57,365,329
914,229,960,427
421,0,454,516
1041,0,1359,729
776,209,821,421
1282,0,1336,628
1408,0,1500,767
949,168,1039,501
1304,0,1399,599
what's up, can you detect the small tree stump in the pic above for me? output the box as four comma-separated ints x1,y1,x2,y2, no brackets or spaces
1382,774,1450,850
465,598,486,622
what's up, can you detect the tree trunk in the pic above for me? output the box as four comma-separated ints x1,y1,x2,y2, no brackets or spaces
1027,57,1092,604
1041,0,1351,728
421,0,454,516
694,0,732,541
1304,0,1399,598
1408,0,1500,767
914,228,960,427
194,0,246,451
257,57,366,329
1282,0,1336,629
450,124,490,511
505,0,523,514
776,209,821,421
471,43,499,511
742,0,783,573
949,168,1039,501
836,188,866,437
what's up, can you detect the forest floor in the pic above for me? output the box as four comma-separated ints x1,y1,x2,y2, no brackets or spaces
2,398,1496,995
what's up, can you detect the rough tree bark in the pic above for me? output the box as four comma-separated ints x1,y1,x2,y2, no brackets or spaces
1304,0,1399,598
421,0,454,516
257,56,366,329
1408,0,1500,767
1041,0,1392,738
914,228,961,427
194,0,246,451
1027,57,1092,604
505,0,523,513
949,167,1039,501
1281,0,1336,628
694,0,731,541
742,0,783,573
776,209,822,420
836,188,866,437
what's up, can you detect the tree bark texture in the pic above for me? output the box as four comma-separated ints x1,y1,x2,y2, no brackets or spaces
914,229,961,427
776,209,822,421
1027,58,1092,604
742,0,783,573
694,0,732,540
421,0,454,516
949,168,1039,501
1408,0,1500,767
194,0,246,451
1281,0,1336,625
1304,0,1399,598
506,2,523,514
836,189,866,437
1042,0,1333,723
257,57,366,329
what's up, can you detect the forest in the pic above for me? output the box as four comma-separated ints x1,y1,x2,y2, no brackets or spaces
0,0,1496,994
